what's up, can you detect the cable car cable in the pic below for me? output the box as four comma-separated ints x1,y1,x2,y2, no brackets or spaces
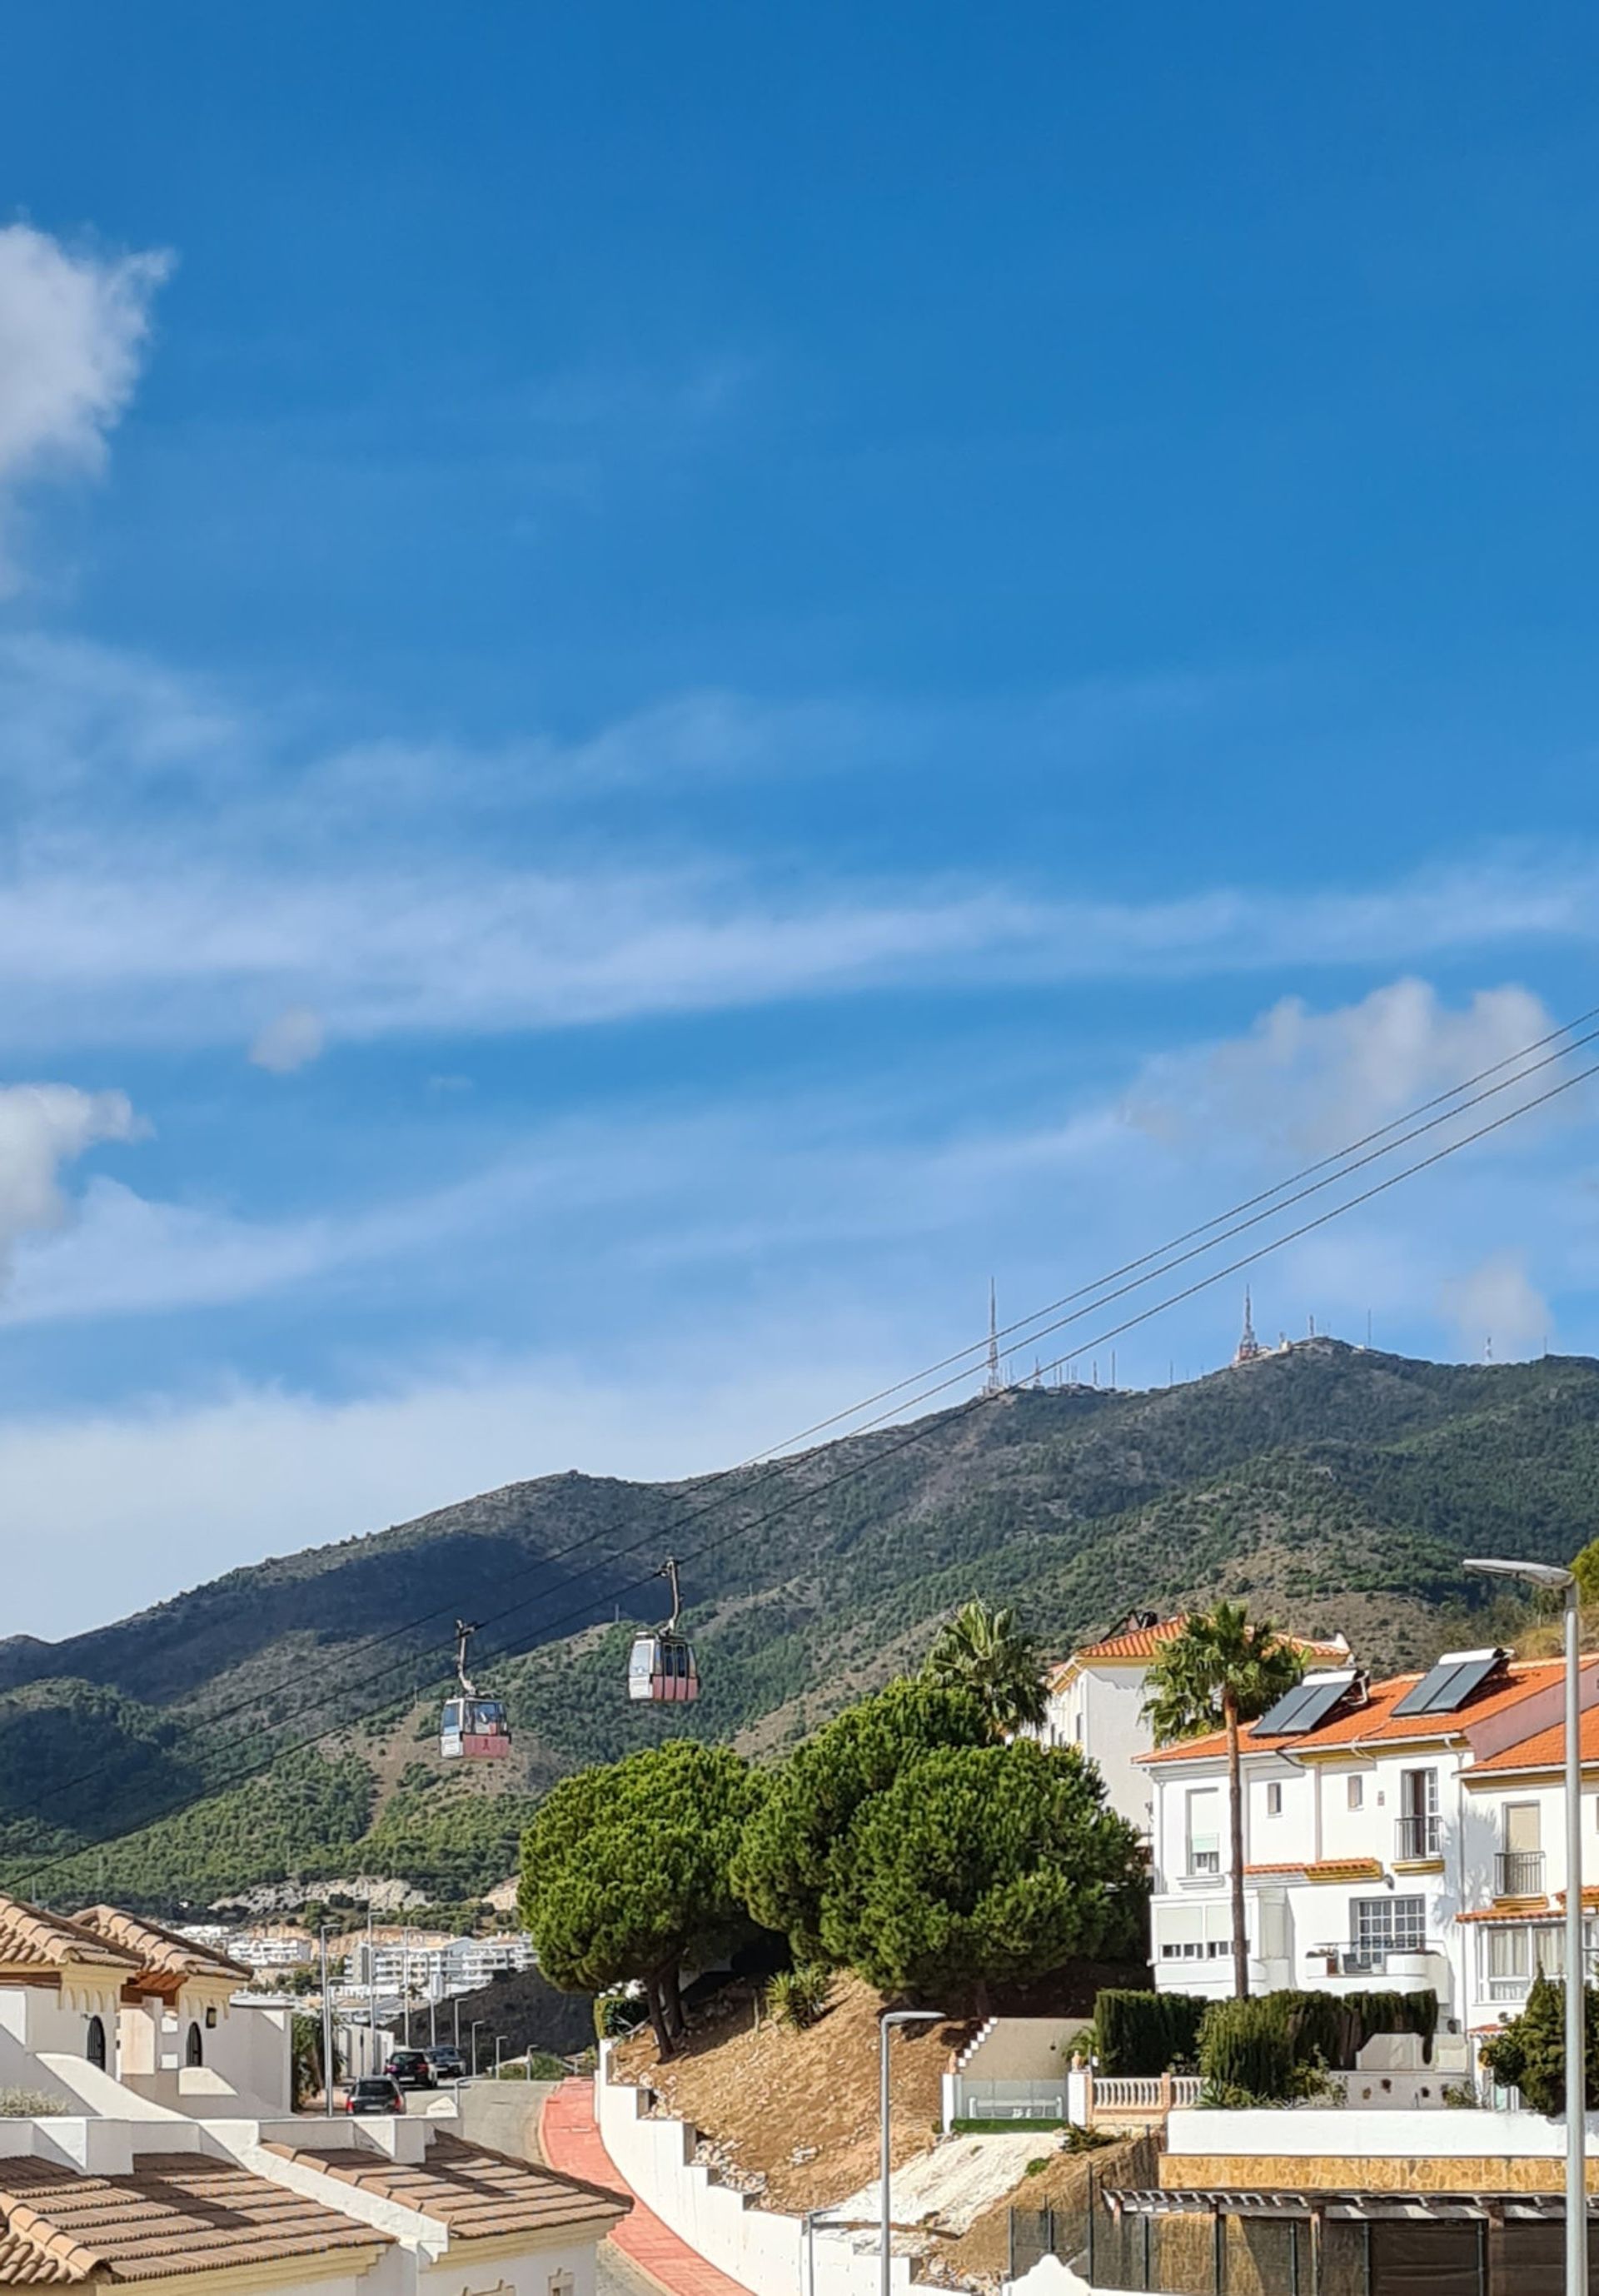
16,1043,1594,1895
13,1014,1599,1860
31,993,1596,1801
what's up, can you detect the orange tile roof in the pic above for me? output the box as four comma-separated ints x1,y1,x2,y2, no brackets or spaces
1469,1701,1599,1776
1060,1617,1349,1671
1141,1656,1582,1765
69,1910,251,1993
0,2154,387,2284
262,2134,625,2242
0,1897,143,1980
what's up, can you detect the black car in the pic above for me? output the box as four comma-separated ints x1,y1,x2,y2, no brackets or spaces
384,2048,437,2089
346,2076,406,2116
426,2046,466,2081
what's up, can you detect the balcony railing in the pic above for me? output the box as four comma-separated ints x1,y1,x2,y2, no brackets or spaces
1311,1940,1429,1975
1396,1813,1441,1860
1495,1849,1546,1898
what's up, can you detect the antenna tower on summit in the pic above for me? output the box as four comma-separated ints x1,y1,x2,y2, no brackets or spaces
1233,1287,1263,1367
984,1278,1003,1395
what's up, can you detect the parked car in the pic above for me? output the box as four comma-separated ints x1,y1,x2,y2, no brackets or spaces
425,2046,466,2081
346,2076,406,2116
385,2048,437,2089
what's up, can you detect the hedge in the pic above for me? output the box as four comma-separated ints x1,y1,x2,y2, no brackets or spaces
1197,1988,1440,2103
1094,1990,1208,2075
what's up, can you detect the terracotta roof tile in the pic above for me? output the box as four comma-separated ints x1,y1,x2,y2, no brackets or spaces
1141,1656,1586,1765
1058,1617,1350,1674
263,2134,625,2241
0,2154,389,2284
1469,1701,1599,1776
0,1897,143,1980
69,1910,252,1990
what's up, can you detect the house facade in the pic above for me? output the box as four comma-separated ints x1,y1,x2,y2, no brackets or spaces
1141,1650,1599,2033
1036,1613,1350,1836
0,1892,623,2296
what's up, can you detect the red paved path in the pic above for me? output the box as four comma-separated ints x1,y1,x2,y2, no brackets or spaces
540,2078,760,2296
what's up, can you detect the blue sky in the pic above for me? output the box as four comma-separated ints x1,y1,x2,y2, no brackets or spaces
2,4,1598,1634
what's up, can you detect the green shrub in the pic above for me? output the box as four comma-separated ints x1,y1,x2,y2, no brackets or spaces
1094,1989,1207,2075
1480,1975,1599,2113
1198,1996,1297,2103
765,1964,834,2032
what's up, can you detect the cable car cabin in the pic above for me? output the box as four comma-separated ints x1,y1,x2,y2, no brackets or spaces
439,1696,511,1758
627,1632,699,1704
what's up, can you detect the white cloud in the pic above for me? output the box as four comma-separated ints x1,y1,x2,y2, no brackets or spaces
1128,979,1567,1157
250,1005,326,1073
0,1342,908,1638
0,1082,140,1281
1439,1251,1552,1362
0,225,171,581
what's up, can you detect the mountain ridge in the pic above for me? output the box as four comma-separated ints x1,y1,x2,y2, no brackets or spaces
6,1337,1596,1912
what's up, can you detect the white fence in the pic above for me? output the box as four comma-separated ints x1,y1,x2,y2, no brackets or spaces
1089,2076,1202,2114
596,2047,915,2296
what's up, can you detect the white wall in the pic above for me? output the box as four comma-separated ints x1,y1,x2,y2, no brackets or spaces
1044,1666,1158,1835
596,2047,914,2296
1165,2104,1599,2158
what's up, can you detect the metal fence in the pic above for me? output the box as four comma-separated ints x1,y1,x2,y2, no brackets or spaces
953,2076,1068,2121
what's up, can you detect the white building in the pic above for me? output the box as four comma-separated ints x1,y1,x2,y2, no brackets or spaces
0,1893,623,2296
1034,1611,1350,1835
1141,1647,1599,2034
237,1930,314,1970
350,1934,535,2002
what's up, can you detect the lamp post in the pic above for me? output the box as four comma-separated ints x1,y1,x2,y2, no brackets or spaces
879,2010,944,2296
319,1925,335,2118
1466,1557,1585,2294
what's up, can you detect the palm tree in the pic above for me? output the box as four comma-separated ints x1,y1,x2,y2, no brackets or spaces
924,1598,1049,1736
1142,1604,1303,2000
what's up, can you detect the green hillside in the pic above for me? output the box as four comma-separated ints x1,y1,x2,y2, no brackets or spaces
3,1337,1592,1915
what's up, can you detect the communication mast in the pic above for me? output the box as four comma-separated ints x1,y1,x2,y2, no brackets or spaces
983,1278,1003,1395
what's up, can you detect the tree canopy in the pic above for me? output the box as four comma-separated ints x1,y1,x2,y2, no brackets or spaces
1141,1603,1303,1746
923,1599,1049,1736
817,1737,1146,2003
730,1676,992,1956
520,1740,761,2054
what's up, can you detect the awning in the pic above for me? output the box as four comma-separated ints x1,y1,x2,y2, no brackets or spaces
1106,2189,1592,2224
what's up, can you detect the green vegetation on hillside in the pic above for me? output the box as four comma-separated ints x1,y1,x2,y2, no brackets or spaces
3,1340,1595,1912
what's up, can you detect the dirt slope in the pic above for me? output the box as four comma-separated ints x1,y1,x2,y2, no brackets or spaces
613,1973,973,2215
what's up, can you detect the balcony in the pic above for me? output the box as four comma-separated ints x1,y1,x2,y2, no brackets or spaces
1494,1849,1545,1899
1395,1813,1441,1861
1310,1940,1429,1977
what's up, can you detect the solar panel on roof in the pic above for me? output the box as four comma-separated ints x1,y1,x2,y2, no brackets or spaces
1251,1670,1359,1737
1391,1648,1507,1719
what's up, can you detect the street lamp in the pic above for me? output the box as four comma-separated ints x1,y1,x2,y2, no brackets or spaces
1466,1557,1585,2294
879,2010,944,2296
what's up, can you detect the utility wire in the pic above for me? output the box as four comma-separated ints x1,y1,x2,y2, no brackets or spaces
16,1009,1599,1860
17,1043,1596,1896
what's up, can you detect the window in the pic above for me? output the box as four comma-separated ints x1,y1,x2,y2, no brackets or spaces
1352,1894,1425,1965
1266,1781,1283,1816
1487,1923,1564,1998
85,2015,107,2070
1397,1767,1440,1858
549,2274,574,2296
1186,1786,1221,1875
1347,1775,1364,1811
186,2022,203,2067
1074,1711,1083,1744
